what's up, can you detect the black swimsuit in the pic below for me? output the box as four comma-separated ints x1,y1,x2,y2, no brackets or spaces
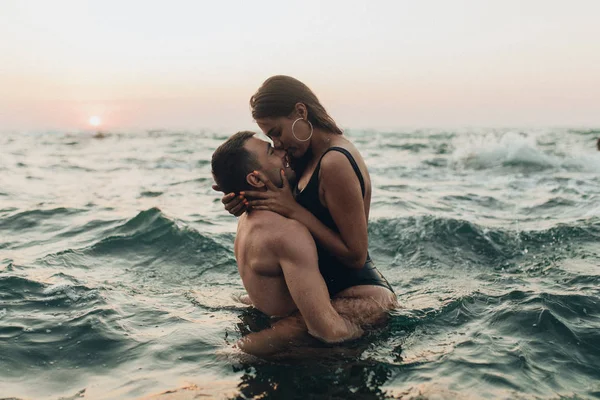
295,147,394,297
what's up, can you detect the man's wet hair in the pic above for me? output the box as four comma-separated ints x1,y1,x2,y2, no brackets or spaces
211,131,261,194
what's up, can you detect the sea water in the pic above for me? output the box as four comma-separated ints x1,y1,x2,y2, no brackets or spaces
1,128,599,399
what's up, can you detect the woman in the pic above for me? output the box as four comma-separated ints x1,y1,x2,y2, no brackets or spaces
219,75,395,311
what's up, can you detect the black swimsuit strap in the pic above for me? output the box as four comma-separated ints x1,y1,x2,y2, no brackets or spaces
316,147,366,197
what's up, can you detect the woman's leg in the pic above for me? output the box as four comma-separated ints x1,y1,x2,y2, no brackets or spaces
332,285,398,326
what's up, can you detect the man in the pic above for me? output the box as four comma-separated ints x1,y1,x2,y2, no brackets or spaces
211,131,363,357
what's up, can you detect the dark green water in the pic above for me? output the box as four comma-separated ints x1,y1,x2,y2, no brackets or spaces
1,128,599,399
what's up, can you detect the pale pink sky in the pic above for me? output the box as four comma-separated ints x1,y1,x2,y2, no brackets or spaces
1,0,599,131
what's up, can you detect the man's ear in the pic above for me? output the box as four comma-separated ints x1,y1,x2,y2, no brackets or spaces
246,172,265,188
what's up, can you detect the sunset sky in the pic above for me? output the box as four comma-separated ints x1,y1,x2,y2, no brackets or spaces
1,0,599,131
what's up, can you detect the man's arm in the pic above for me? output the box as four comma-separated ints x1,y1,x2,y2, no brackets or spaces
236,313,315,358
235,218,362,358
236,313,364,360
275,219,363,343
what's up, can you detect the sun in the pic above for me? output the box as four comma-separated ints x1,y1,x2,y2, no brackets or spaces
89,116,102,127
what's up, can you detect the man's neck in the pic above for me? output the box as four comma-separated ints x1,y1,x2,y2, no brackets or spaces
243,187,267,217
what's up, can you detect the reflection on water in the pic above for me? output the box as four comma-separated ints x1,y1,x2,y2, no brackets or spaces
233,358,395,399
231,310,408,400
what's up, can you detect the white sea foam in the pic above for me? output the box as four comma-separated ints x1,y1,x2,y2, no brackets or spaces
451,129,600,172
451,130,559,170
42,283,81,302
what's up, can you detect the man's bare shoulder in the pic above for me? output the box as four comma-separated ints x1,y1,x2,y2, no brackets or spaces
237,211,311,276
245,211,309,247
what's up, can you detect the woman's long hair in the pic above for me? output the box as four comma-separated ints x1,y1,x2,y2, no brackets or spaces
250,75,343,135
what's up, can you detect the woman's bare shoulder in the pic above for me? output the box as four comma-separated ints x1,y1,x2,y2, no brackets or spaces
325,136,367,161
320,140,369,177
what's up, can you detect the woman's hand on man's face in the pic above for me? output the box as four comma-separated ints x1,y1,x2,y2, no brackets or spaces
244,169,299,219
213,184,248,217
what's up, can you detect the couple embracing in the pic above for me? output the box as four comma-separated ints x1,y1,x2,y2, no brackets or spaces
211,75,397,357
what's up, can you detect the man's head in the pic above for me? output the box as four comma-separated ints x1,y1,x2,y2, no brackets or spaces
211,131,296,194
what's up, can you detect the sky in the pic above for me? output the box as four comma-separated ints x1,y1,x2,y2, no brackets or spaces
1,0,599,131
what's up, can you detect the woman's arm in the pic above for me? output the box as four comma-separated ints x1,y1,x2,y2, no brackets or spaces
299,151,368,269
212,184,248,216
246,151,368,269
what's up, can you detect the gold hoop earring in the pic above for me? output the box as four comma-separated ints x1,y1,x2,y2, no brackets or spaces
291,118,313,142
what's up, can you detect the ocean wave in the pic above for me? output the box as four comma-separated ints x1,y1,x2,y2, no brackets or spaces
0,274,136,376
450,130,600,173
389,288,600,391
451,131,559,171
521,197,578,214
569,129,600,136
0,207,85,231
387,143,430,152
389,294,480,329
369,216,520,266
369,216,600,269
139,190,163,198
88,208,234,263
33,208,237,287
47,163,97,172
0,275,99,307
440,193,509,210
483,290,600,374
